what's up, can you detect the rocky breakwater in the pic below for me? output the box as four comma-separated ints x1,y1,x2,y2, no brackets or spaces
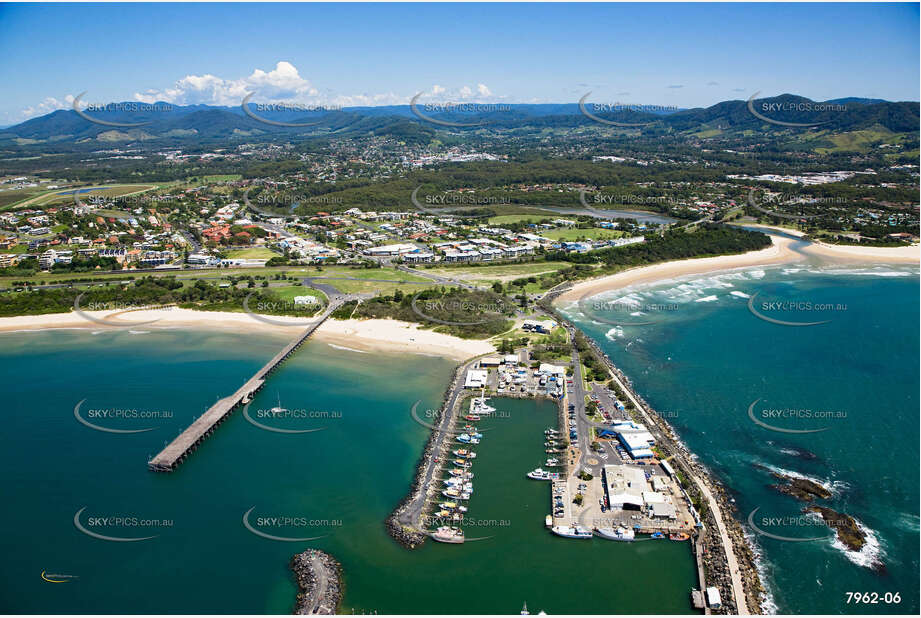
291,549,342,615
542,300,767,613
386,361,468,549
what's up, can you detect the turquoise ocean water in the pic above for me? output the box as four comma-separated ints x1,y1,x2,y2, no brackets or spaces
0,328,694,614
561,253,920,614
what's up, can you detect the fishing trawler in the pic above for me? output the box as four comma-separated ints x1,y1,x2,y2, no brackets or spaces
595,526,635,541
452,449,477,459
432,526,465,544
439,502,468,513
452,459,472,469
448,469,474,478
670,532,690,541
551,524,592,539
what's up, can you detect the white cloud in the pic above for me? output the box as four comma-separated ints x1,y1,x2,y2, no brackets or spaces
13,62,504,122
15,95,74,121
133,61,319,105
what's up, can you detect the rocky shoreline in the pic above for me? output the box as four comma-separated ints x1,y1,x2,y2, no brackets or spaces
768,472,869,555
543,285,766,614
291,549,342,615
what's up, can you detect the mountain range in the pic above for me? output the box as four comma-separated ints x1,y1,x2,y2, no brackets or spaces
1,94,917,145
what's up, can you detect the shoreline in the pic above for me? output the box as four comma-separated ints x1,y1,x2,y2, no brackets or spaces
290,549,342,615
0,309,495,362
542,289,764,613
555,231,918,304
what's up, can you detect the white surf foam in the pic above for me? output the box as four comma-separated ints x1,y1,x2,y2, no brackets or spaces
328,343,369,354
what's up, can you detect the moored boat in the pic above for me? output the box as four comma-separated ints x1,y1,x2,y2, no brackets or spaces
670,532,690,541
432,526,465,544
551,525,592,539
527,468,552,480
595,526,635,541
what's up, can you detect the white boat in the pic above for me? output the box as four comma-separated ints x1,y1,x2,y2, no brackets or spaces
470,397,496,415
551,525,592,539
527,468,552,480
432,526,465,544
545,515,553,528
448,469,474,478
439,502,468,513
545,458,560,467
595,526,635,541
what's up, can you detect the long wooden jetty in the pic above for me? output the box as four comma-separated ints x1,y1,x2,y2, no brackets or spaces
148,304,338,472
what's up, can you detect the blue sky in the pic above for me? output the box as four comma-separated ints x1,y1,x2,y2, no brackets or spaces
0,2,918,124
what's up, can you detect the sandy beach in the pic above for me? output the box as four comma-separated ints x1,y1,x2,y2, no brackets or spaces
0,308,494,361
740,223,921,264
555,231,919,304
556,233,798,303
